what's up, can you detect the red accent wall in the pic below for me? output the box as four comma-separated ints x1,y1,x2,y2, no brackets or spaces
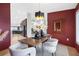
48,9,76,47
0,3,10,51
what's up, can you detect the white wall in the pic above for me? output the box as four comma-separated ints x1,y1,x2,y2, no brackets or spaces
27,13,32,37
43,13,48,34
11,3,47,37
76,10,79,45
11,4,27,26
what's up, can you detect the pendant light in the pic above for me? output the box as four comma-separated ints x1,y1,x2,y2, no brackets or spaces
35,4,44,20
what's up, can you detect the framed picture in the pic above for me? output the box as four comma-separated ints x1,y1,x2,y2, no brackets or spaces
54,20,61,32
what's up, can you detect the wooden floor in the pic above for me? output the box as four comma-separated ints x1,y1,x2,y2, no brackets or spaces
0,34,79,56
68,46,79,56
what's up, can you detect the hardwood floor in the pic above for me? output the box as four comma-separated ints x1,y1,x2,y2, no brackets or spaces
0,34,79,56
68,46,79,56
0,49,10,56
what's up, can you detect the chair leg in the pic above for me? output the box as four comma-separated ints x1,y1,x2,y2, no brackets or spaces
52,52,56,56
52,53,54,56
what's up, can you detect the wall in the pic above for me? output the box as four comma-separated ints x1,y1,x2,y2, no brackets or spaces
11,4,27,26
76,10,79,45
11,4,31,37
76,3,79,11
0,3,10,51
11,3,47,37
27,13,32,37
48,9,76,47
75,3,79,52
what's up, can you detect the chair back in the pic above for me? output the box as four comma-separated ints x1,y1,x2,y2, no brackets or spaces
47,38,58,47
9,42,36,56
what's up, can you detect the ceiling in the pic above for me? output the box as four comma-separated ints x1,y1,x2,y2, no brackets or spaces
11,3,77,13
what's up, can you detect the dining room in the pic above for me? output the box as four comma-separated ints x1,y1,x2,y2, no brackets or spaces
9,3,79,56
0,3,79,56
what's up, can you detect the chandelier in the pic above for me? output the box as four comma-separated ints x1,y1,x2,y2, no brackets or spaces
35,11,44,20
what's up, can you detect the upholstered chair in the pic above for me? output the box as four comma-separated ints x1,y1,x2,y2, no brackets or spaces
9,42,36,56
43,38,58,56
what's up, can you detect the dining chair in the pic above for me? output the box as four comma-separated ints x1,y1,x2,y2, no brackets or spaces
9,42,36,56
43,38,58,56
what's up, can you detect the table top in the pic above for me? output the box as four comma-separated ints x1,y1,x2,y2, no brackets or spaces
18,36,48,46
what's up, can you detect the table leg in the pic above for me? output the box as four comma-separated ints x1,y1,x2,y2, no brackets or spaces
42,43,43,56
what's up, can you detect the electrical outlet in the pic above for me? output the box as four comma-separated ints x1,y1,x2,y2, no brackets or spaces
67,38,69,41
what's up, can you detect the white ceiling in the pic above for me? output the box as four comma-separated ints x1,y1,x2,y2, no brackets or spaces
11,3,77,13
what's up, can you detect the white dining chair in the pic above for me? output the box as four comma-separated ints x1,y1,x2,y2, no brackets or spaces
9,42,36,56
43,38,58,56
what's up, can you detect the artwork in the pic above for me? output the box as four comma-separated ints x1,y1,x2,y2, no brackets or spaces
0,30,9,41
54,20,61,32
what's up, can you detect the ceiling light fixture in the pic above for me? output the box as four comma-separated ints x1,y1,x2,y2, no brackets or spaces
35,4,44,20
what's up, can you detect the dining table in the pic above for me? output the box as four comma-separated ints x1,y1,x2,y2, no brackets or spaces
18,35,50,55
